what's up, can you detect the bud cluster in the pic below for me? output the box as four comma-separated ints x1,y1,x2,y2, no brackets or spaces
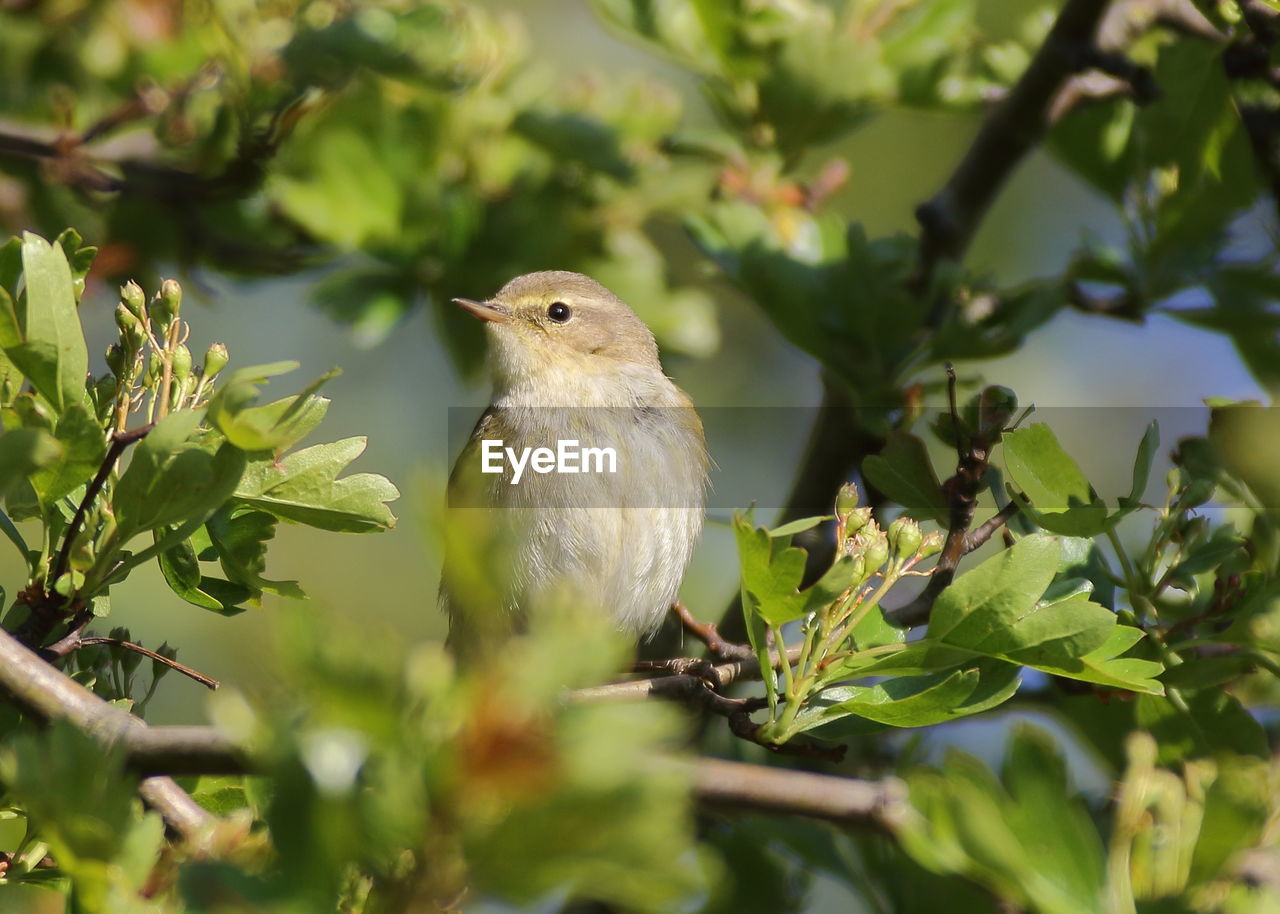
835,483,942,575
102,279,230,432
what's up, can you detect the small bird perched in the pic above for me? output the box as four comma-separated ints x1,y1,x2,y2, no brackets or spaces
442,271,708,659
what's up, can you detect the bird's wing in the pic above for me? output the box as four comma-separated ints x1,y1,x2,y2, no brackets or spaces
440,408,525,660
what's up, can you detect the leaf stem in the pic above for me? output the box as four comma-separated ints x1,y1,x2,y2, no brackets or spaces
49,423,153,598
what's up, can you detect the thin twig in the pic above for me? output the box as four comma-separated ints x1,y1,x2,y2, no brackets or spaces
965,499,1022,553
40,608,94,657
49,423,154,595
77,638,219,690
671,601,755,662
887,366,1002,627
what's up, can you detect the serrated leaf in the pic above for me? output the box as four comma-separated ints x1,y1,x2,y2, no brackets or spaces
733,510,808,626
929,535,1163,693
862,432,947,524
114,410,247,538
208,366,336,453
929,534,1062,643
1058,625,1164,695
233,436,398,533
206,504,304,600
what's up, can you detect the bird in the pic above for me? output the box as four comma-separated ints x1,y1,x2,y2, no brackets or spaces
441,271,708,660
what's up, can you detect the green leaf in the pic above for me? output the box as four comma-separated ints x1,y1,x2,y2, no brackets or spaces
733,509,808,626
862,432,947,524
806,667,980,729
0,426,62,495
0,426,60,561
929,535,1163,693
208,365,336,453
803,660,1020,733
929,534,1062,644
768,515,831,538
29,402,107,510
233,437,398,533
1137,689,1266,763
206,504,305,600
156,535,252,615
1190,755,1271,885
55,228,96,302
113,410,248,539
1058,625,1164,695
0,232,91,414
899,726,1107,914
189,777,253,816
1003,424,1110,535
1121,421,1159,509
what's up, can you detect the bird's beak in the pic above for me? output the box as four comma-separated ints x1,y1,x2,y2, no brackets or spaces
453,297,512,324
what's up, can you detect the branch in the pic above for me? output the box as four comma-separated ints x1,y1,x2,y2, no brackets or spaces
887,368,1014,627
660,757,909,831
66,718,904,832
914,0,1114,290
0,626,906,836
671,601,754,662
127,726,249,776
0,626,215,840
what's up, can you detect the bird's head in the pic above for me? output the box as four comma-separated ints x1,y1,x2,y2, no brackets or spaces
453,272,662,392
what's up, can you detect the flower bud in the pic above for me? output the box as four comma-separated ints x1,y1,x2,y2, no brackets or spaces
94,374,117,408
105,343,126,378
171,343,192,383
121,280,146,319
145,351,163,387
1180,479,1215,510
149,279,182,330
864,534,890,571
114,304,146,350
835,482,859,522
203,342,229,379
918,530,945,559
851,530,889,571
1174,515,1207,545
887,517,922,557
844,506,873,537
977,385,1017,439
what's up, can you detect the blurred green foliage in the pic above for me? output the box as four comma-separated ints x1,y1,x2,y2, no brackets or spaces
0,0,1279,912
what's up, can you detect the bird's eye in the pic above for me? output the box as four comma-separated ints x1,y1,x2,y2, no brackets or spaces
547,301,572,323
